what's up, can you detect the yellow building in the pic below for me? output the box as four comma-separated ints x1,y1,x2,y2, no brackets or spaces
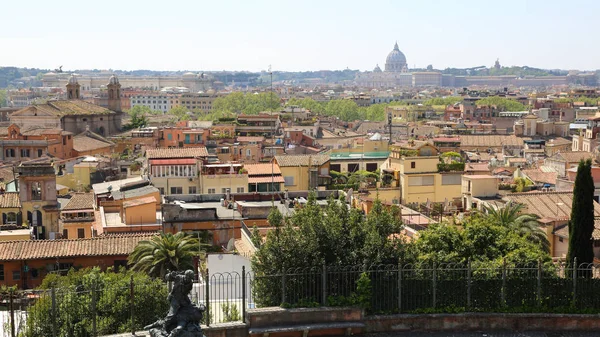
200,164,249,194
380,142,463,204
146,147,209,195
461,175,500,211
56,161,98,191
0,192,29,241
122,196,157,225
60,192,96,239
274,154,330,191
17,162,60,240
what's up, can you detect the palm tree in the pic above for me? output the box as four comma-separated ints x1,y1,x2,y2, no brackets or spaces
483,203,550,253
128,232,199,278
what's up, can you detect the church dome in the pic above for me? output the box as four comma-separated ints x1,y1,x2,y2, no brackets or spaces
385,42,407,73
68,74,78,84
183,72,196,79
373,64,382,73
108,74,119,85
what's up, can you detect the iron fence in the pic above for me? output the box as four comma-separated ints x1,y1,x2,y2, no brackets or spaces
3,261,600,336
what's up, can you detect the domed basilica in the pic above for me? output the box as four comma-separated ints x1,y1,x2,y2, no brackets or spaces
356,42,414,88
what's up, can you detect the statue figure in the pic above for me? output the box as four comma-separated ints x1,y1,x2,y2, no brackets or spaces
145,270,205,337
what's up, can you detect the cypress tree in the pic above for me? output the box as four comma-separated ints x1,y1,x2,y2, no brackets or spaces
567,159,595,266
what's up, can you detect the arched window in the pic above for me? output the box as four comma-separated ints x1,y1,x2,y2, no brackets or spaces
31,181,42,201
4,212,16,224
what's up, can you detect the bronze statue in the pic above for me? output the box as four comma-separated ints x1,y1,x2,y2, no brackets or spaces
145,270,205,337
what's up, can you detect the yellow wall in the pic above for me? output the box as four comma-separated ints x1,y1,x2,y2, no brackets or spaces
461,177,498,197
399,173,462,203
124,203,156,225
63,222,93,239
392,156,439,175
201,174,249,194
151,177,200,195
0,231,30,241
56,164,96,191
280,166,307,191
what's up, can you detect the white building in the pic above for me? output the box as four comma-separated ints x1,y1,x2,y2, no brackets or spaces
130,95,173,113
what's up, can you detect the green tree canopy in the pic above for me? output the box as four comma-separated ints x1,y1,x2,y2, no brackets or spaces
128,232,199,278
23,268,168,336
213,92,280,115
475,97,527,112
567,159,595,266
423,97,463,106
483,203,549,253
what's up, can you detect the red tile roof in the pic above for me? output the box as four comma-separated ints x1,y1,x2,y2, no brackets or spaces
149,159,197,165
146,147,208,159
0,192,20,208
123,196,157,208
0,233,157,261
62,192,95,211
244,163,282,176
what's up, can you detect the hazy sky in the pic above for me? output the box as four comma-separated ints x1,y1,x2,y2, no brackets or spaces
1,0,598,72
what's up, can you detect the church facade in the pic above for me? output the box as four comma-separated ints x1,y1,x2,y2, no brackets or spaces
355,42,442,88
10,75,124,136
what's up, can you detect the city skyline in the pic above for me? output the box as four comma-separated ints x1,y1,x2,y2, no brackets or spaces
1,0,599,72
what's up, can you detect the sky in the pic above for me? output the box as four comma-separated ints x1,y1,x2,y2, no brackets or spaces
1,0,598,72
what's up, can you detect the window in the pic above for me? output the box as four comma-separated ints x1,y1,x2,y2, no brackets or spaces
410,162,416,169
237,187,244,193
0,264,3,281
77,228,85,239
330,164,341,172
4,212,16,224
31,268,39,279
348,163,359,172
208,188,216,194
37,149,43,157
408,176,434,186
167,134,172,140
170,187,183,194
12,270,20,281
63,229,68,239
158,187,165,195
188,186,197,194
21,149,30,157
246,149,251,156
442,174,461,185
221,188,229,194
559,237,564,243
31,181,42,200
284,176,295,186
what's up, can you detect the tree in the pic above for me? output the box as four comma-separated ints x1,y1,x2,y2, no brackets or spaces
567,159,595,266
0,89,7,107
22,268,169,337
128,232,199,278
475,97,526,112
212,92,280,115
483,203,549,253
168,106,190,120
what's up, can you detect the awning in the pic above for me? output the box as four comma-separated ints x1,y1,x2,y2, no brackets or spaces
150,159,196,165
61,209,94,214
249,176,285,184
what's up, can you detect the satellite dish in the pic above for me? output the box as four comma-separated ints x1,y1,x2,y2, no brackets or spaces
107,185,113,192
226,238,235,252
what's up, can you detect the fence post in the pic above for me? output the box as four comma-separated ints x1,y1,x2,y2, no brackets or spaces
322,263,327,306
281,267,286,305
537,258,542,307
9,290,15,337
205,268,210,326
467,259,472,309
572,257,577,307
501,258,506,307
432,262,436,309
397,260,402,313
130,275,135,336
242,266,246,323
51,288,57,337
92,279,97,337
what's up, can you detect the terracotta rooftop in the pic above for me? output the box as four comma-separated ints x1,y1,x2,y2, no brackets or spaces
554,221,600,240
460,135,525,148
553,151,594,163
465,163,490,172
17,100,114,116
463,175,496,180
0,192,20,208
0,233,157,261
73,133,114,152
123,196,157,208
522,169,558,185
236,136,265,143
21,128,71,136
546,137,572,146
63,193,95,211
146,147,208,159
275,154,329,167
504,191,600,220
244,163,282,176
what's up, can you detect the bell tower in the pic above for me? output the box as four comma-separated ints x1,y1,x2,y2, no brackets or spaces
66,75,80,99
107,75,122,112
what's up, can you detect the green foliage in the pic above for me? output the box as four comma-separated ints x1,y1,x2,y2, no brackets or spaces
220,301,240,322
513,177,532,192
251,193,405,307
409,214,551,266
128,232,199,278
423,97,463,106
213,92,280,115
483,203,550,253
475,97,527,112
437,162,465,172
0,89,7,107
441,151,461,159
22,268,168,337
568,159,595,266
122,106,151,130
251,225,263,248
168,106,190,120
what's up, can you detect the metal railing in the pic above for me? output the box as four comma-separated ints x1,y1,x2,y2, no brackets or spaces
4,261,600,336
